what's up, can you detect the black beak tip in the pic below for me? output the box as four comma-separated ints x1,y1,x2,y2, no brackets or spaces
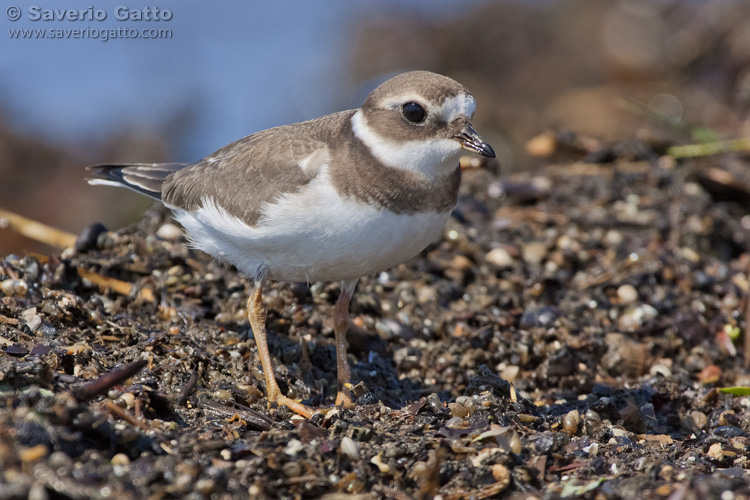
481,143,496,158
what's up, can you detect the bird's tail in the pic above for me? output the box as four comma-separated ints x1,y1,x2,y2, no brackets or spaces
86,163,187,201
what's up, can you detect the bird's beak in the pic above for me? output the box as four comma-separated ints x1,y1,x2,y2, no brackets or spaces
455,126,496,158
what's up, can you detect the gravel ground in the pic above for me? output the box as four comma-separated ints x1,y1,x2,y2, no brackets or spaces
2,138,750,499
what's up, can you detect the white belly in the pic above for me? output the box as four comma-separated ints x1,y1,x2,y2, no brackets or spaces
171,171,453,283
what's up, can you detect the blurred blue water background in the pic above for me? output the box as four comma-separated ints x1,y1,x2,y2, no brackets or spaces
2,1,483,160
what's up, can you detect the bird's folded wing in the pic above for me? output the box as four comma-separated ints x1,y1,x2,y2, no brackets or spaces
161,111,352,226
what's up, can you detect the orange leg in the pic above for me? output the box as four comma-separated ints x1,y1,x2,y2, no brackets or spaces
334,279,358,406
247,281,313,418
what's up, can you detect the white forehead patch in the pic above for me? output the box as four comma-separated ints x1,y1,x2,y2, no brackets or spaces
438,94,476,123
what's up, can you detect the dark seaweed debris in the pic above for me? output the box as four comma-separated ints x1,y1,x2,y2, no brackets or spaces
3,150,750,499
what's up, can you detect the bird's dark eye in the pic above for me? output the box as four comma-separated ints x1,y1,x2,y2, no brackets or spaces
402,102,426,123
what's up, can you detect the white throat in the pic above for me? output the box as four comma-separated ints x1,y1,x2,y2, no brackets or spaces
351,111,462,180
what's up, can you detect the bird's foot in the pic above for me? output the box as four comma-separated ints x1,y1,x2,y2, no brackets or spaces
271,394,314,419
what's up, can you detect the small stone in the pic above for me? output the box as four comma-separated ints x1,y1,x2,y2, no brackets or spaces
117,392,135,409
340,437,361,461
650,363,672,378
27,483,48,500
486,247,514,268
74,222,108,252
212,389,232,402
194,478,215,495
284,439,304,456
490,464,511,488
173,474,193,493
451,255,473,271
525,131,556,157
616,284,638,305
618,305,658,331
522,241,547,265
416,286,437,304
500,365,519,382
455,397,476,414
156,223,183,240
684,411,708,432
111,453,130,466
448,402,470,418
707,443,724,461
584,442,599,456
20,308,41,332
19,444,48,462
563,409,580,435
48,451,70,468
282,462,302,477
374,321,393,340
370,452,390,473
508,432,522,454
1,278,28,297
719,410,739,427
604,230,623,246
698,365,722,384
659,464,674,482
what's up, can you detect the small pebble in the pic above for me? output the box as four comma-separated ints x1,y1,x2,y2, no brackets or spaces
719,410,738,427
508,432,522,454
707,443,724,461
340,436,361,461
20,307,41,332
1,278,28,297
370,452,390,473
604,230,623,246
117,393,135,410
19,444,48,462
698,365,722,384
212,389,232,402
491,464,511,488
111,453,130,466
618,304,658,331
617,284,638,304
486,247,514,268
455,396,475,411
585,409,601,422
156,223,183,240
685,410,708,432
284,439,304,456
563,409,580,435
75,222,108,252
416,286,437,304
27,483,48,500
445,417,466,429
173,474,193,493
282,462,302,477
48,451,70,468
659,464,674,481
522,241,547,265
426,393,443,413
374,321,393,340
650,363,672,378
451,255,473,271
448,402,469,418
584,443,599,456
194,478,215,495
